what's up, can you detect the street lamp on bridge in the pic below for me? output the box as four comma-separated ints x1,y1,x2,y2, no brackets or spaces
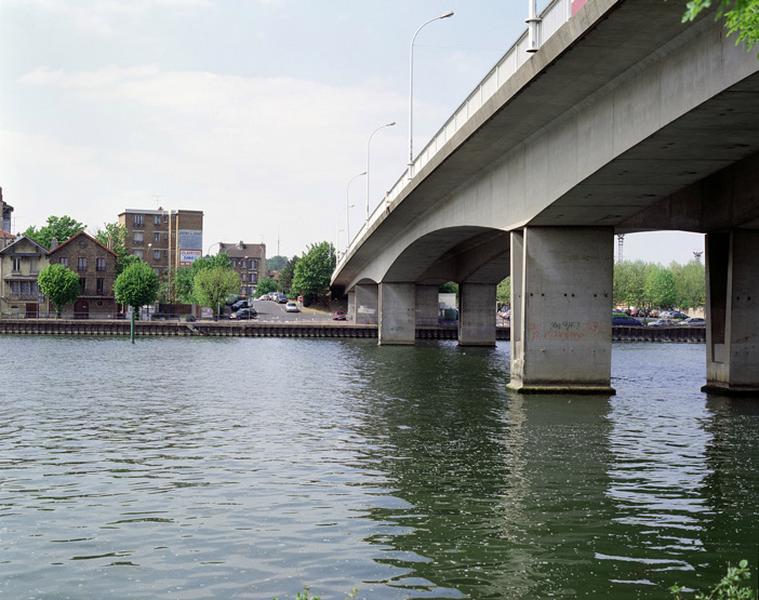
408,10,454,180
366,122,395,223
346,171,366,251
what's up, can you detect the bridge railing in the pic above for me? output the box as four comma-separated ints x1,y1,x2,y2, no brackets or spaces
337,0,573,273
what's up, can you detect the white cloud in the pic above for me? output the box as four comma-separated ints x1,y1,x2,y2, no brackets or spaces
7,64,446,254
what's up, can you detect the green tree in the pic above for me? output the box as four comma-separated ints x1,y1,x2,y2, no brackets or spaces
174,254,233,304
683,0,759,50
495,278,510,306
278,256,299,293
193,266,240,317
266,255,288,272
671,260,706,309
114,261,160,343
95,222,131,274
644,264,677,308
614,261,648,308
37,263,80,318
439,281,459,294
255,276,278,297
24,215,85,249
291,242,336,305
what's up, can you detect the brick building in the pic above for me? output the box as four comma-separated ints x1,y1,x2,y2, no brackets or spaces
218,241,266,298
118,208,203,299
48,231,118,319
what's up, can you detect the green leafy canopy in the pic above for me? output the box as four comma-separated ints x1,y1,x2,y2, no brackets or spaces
37,263,80,317
683,0,759,51
24,215,85,250
114,261,160,309
193,266,240,316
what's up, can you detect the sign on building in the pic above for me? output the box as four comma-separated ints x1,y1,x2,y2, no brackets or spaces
180,250,201,265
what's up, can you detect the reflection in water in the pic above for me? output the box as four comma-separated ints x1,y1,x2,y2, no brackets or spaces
0,338,757,599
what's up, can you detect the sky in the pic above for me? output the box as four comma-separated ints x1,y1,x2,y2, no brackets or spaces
0,0,704,263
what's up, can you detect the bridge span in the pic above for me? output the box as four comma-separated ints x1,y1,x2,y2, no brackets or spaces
331,0,759,395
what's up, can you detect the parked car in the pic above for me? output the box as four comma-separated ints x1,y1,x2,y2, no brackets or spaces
680,317,706,327
612,315,643,326
231,307,257,320
285,301,300,313
659,310,688,320
276,292,288,303
267,292,279,301
257,294,270,301
231,299,249,311
332,310,347,321
648,318,678,328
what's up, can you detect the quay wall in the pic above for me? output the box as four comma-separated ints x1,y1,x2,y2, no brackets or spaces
0,320,706,342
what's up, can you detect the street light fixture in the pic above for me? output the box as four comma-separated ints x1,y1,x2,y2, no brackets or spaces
366,122,396,223
346,171,367,251
408,10,454,180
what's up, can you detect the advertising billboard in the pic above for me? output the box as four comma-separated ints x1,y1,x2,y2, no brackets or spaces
178,229,203,250
180,250,201,266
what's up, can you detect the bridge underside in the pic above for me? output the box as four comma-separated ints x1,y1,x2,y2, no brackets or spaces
332,0,759,395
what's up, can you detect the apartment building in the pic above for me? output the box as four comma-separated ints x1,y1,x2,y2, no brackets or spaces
48,232,118,319
0,236,50,317
118,208,204,278
218,241,266,298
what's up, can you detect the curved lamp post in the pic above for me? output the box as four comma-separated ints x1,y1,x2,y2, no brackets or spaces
366,122,396,223
346,171,367,251
408,10,454,180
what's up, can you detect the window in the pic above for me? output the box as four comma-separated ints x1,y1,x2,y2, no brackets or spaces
251,272,258,283
12,257,21,272
163,214,169,223
154,232,161,243
29,258,37,274
59,257,69,267
96,278,104,295
77,257,87,272
133,231,144,244
96,257,106,272
133,249,144,259
153,249,161,261
133,214,144,226
252,259,259,270
79,278,86,294
154,215,161,225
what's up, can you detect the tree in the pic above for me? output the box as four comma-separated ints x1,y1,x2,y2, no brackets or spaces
496,277,511,306
644,264,677,309
114,261,160,343
439,281,459,294
266,255,288,272
174,254,233,304
279,256,299,293
193,266,240,317
24,215,85,249
37,264,80,318
95,222,131,274
291,242,336,305
613,261,648,308
672,260,706,308
683,0,759,51
255,276,278,297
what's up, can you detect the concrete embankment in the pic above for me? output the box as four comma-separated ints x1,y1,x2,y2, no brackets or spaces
0,319,706,342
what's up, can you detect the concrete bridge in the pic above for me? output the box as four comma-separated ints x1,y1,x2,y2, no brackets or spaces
331,0,759,395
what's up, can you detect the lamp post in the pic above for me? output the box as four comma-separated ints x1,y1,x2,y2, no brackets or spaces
408,10,454,180
346,171,367,251
366,122,396,222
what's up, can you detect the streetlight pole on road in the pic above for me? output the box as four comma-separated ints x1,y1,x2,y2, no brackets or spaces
366,122,396,223
346,171,367,251
408,10,454,180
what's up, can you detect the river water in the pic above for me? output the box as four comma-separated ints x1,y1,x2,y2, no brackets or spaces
0,337,757,599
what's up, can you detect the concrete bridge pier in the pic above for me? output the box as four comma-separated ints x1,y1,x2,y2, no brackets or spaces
458,283,496,346
355,283,378,325
508,227,615,394
347,290,356,321
378,283,416,345
415,284,440,327
703,230,759,395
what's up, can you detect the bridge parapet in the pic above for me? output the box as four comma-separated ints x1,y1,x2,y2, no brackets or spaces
336,0,573,275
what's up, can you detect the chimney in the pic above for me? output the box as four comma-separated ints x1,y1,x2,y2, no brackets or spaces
50,238,59,250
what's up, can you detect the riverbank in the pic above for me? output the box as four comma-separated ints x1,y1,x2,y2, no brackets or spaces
0,318,706,342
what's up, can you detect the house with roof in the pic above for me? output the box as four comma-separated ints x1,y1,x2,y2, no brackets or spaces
0,235,50,318
47,231,119,319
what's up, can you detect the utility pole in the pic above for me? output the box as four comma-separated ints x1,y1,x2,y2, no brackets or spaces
616,234,625,263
